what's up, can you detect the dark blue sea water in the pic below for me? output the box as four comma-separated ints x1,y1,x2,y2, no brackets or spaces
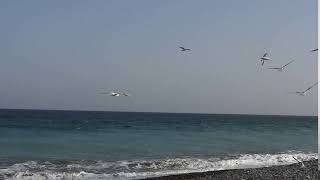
0,109,317,179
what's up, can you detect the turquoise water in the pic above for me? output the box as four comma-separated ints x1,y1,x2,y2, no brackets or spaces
0,109,317,179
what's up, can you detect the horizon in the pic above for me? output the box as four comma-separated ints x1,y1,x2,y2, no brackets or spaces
0,108,317,117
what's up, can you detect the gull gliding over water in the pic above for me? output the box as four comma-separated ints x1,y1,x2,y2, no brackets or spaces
260,53,271,66
268,60,294,72
101,91,130,97
289,82,318,96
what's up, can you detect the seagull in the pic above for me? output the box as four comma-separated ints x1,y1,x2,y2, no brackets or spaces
289,82,318,96
310,48,318,52
101,90,131,97
179,47,191,52
100,90,122,96
268,60,294,72
293,156,306,169
106,92,121,97
260,53,271,66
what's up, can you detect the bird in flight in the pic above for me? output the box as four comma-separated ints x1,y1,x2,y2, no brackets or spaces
289,82,318,96
268,60,294,72
179,47,191,52
260,53,271,66
109,92,121,97
293,156,306,169
101,91,130,97
310,48,318,52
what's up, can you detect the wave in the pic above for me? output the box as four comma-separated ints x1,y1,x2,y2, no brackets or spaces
0,152,317,180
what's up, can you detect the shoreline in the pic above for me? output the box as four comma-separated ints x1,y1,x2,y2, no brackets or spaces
141,159,319,180
0,159,318,179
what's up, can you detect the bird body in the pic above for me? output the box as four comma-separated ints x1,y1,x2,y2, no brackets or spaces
260,53,271,66
101,91,130,97
110,92,121,96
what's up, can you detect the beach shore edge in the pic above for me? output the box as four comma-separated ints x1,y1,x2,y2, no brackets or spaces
141,159,319,180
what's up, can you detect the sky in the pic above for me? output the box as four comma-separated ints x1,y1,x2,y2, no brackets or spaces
0,0,317,116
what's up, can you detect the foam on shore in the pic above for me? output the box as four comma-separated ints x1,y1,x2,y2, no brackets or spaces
0,152,317,180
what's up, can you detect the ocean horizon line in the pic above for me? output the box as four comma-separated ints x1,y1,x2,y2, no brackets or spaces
0,108,317,117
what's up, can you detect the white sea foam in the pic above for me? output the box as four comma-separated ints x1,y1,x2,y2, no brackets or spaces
0,152,317,180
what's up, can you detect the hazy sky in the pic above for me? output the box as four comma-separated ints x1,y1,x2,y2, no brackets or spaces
0,0,317,115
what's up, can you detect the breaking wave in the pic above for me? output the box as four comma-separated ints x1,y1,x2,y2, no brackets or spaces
0,152,317,180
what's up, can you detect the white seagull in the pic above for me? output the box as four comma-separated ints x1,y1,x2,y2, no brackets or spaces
100,91,121,97
179,47,191,52
289,82,318,96
260,53,271,66
101,91,131,97
110,92,121,97
268,60,294,72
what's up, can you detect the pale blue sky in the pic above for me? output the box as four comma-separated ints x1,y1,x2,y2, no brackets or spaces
0,0,317,115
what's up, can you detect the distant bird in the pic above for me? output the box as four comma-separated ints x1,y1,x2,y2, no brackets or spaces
289,82,318,96
310,48,318,52
100,91,130,97
293,156,306,169
268,60,294,72
179,47,191,52
108,92,121,97
260,53,271,66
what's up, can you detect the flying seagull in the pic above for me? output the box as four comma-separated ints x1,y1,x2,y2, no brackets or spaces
260,53,271,66
289,82,318,96
111,92,122,97
268,60,294,72
293,156,306,169
100,91,130,97
310,48,318,52
179,47,191,52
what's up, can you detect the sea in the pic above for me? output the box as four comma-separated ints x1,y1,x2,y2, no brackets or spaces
0,109,317,180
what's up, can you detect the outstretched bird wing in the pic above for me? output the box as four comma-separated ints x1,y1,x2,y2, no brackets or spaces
305,82,318,92
293,156,301,163
281,60,294,68
268,67,280,69
121,92,130,96
288,91,301,94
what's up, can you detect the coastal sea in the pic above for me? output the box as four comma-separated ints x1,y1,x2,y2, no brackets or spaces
0,109,317,179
